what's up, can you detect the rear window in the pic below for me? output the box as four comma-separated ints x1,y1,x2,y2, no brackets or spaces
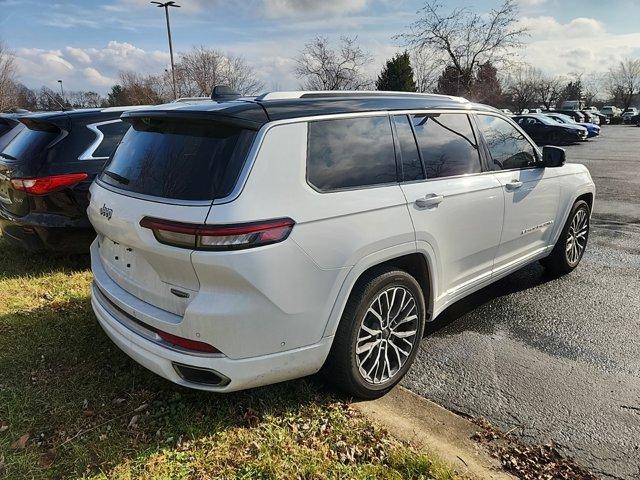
100,117,256,201
307,116,397,191
0,123,59,164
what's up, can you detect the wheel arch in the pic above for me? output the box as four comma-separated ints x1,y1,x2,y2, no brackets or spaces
322,247,436,340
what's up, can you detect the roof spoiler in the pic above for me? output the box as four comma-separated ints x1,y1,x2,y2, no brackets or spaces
211,85,241,102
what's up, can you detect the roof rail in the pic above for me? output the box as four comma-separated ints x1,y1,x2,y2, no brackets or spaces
255,90,469,103
101,105,154,113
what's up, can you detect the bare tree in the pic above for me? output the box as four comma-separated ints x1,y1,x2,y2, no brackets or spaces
118,71,167,105
400,0,527,95
0,40,17,111
410,47,440,93
294,36,373,90
173,47,263,96
605,58,640,111
223,54,264,95
534,72,563,110
503,64,539,112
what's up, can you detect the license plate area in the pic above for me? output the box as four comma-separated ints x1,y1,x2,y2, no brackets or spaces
100,236,137,276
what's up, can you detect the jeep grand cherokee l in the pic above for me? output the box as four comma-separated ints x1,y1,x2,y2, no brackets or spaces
88,91,595,399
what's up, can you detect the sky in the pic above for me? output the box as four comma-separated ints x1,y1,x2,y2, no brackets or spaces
1,0,640,95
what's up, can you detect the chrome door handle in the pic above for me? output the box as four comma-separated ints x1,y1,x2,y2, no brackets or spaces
415,194,444,208
505,180,523,191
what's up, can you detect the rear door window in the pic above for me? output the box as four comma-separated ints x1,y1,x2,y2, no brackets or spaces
410,113,481,179
100,117,256,201
307,115,397,191
89,121,131,159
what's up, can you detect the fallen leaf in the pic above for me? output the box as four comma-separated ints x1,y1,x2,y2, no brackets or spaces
134,403,148,413
11,434,29,450
38,449,56,468
128,415,139,429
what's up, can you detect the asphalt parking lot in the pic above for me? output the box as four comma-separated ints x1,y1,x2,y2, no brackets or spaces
403,125,640,480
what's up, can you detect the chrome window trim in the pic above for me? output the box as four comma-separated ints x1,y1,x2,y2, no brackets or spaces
79,119,127,161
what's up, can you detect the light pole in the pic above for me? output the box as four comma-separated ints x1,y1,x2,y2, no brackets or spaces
57,79,64,99
151,1,180,100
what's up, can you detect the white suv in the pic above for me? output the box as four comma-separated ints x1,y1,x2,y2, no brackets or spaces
88,91,595,399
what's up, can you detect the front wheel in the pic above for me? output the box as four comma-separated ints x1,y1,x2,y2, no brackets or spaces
540,199,590,275
323,267,426,399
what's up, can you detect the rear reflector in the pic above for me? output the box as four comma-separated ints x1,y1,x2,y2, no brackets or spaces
157,330,220,353
140,217,295,251
11,173,88,195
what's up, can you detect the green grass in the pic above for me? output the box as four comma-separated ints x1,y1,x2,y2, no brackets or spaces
0,237,459,479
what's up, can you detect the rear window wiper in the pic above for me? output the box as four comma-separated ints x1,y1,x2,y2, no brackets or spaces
103,170,130,185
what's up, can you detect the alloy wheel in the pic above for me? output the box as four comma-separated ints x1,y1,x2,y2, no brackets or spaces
566,208,588,265
355,286,419,385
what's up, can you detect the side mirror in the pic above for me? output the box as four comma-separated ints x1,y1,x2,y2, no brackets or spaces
541,146,565,167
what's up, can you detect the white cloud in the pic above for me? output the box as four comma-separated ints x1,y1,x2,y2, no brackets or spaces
518,0,548,6
263,0,368,17
65,46,91,64
83,67,116,87
13,41,169,93
516,16,639,76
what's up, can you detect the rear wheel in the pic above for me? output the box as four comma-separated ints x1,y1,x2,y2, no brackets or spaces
540,200,590,275
324,267,426,399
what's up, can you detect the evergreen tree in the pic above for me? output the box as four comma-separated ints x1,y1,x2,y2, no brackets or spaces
472,62,503,106
435,65,472,96
376,52,416,92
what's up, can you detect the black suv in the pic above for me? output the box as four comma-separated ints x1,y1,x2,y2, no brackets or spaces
0,107,139,253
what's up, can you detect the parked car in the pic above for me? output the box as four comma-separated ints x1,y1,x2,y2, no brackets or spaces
513,113,588,144
0,113,27,152
553,109,586,123
559,100,585,111
622,108,639,124
87,90,595,399
0,106,143,253
499,108,513,115
544,112,600,138
594,112,609,125
600,106,621,118
580,110,600,125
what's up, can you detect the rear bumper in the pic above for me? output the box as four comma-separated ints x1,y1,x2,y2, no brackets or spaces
0,209,94,253
89,239,334,392
92,283,333,392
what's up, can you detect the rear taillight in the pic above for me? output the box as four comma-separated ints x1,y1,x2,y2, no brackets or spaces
10,173,88,195
140,217,295,251
157,330,220,353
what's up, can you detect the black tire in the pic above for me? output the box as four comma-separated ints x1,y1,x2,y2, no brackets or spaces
323,266,426,399
540,200,590,275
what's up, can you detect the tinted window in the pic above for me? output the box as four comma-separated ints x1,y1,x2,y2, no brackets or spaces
101,117,256,201
307,116,397,191
393,115,424,181
411,113,480,179
477,115,537,170
1,126,59,165
91,121,131,158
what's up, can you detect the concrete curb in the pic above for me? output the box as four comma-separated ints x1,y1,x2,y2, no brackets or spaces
353,386,515,479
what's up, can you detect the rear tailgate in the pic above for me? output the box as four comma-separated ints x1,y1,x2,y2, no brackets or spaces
88,110,260,317
88,183,209,317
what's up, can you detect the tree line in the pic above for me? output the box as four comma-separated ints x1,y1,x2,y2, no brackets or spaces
1,0,639,113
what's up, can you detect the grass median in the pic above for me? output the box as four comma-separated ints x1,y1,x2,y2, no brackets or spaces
0,237,459,479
